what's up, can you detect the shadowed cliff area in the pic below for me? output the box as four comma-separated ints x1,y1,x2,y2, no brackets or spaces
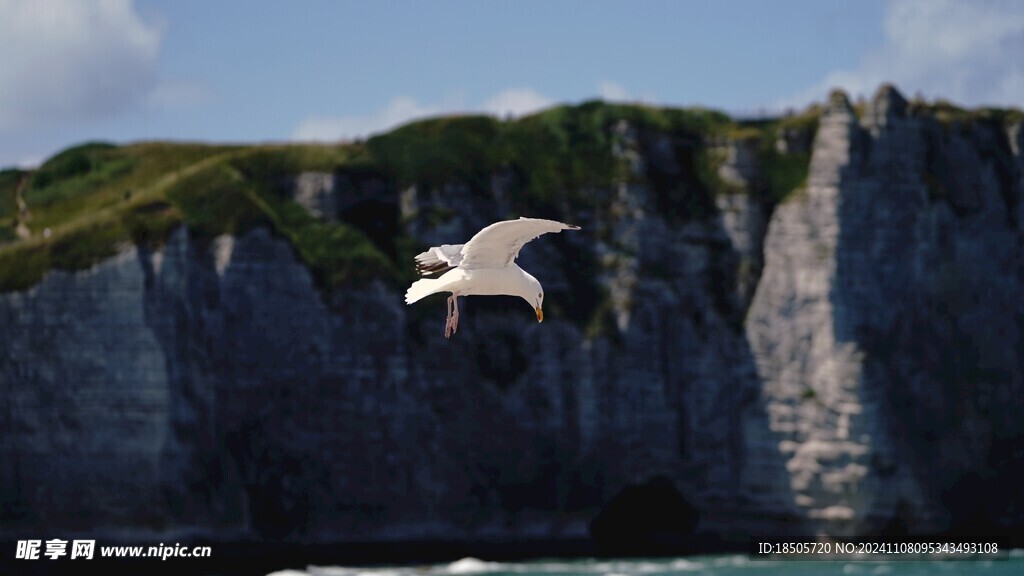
1,89,1023,571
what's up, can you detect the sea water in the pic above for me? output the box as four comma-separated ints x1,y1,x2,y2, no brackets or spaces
267,550,1024,576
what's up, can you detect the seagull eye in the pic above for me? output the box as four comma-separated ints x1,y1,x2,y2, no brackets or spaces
538,293,542,299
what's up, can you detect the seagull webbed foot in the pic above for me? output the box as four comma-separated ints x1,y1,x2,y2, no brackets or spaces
451,296,459,335
444,294,460,339
444,296,453,339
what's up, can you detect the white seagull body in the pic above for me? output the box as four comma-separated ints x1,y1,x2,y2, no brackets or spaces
405,217,581,338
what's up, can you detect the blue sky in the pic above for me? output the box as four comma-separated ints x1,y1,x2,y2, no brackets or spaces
2,0,1023,168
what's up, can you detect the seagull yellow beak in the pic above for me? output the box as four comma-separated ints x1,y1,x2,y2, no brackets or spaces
535,306,543,323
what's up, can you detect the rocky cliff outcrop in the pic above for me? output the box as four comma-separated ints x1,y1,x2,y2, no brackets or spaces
747,86,1024,538
1,86,1021,547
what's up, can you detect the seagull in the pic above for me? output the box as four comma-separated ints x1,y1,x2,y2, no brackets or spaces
405,217,581,338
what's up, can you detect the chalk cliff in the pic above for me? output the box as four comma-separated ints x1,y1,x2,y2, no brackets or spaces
747,87,1024,538
1,86,1022,547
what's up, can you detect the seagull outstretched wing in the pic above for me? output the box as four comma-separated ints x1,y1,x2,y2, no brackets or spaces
414,244,465,276
458,217,580,270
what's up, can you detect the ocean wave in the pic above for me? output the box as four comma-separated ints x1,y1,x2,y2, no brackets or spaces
667,558,704,571
447,557,501,574
286,557,704,576
308,567,412,576
280,551,1024,576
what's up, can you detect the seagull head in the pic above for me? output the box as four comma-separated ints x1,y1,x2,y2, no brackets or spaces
519,272,544,323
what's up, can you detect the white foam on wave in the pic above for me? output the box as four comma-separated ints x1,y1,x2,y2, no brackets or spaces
508,561,583,574
306,567,366,576
667,558,704,571
708,555,749,567
278,554,772,576
296,558,505,576
305,566,357,576
445,557,500,574
591,560,666,574
525,561,586,572
360,571,411,576
307,567,411,576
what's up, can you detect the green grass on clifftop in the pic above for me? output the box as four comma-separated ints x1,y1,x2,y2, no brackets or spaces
909,98,1024,128
367,101,735,218
0,168,25,244
0,141,397,293
1,101,812,295
730,106,819,205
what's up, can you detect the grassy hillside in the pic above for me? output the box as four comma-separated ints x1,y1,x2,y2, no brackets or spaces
0,101,821,294
365,101,738,219
0,141,397,292
0,168,25,244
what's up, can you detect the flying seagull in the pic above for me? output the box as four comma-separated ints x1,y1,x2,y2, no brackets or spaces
405,217,581,338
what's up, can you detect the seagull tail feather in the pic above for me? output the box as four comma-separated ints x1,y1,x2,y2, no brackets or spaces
405,278,443,305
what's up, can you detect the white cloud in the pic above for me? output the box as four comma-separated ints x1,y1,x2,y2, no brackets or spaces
596,80,658,104
0,0,163,132
292,83,674,142
481,88,553,118
13,155,42,169
598,80,630,102
783,0,1024,109
292,96,454,141
292,88,553,142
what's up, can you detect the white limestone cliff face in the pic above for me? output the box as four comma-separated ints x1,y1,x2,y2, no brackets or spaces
745,86,1024,537
1,87,1022,544
0,153,779,544
0,249,172,535
290,172,338,220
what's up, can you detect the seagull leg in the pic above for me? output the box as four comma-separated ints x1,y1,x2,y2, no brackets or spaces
445,294,454,339
451,295,459,334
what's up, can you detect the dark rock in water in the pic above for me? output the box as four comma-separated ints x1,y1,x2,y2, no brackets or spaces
876,499,912,541
589,476,699,555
